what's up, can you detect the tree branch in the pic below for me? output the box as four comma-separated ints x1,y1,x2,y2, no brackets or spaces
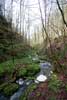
56,0,67,27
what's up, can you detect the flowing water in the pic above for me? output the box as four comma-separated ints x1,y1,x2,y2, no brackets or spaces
10,85,27,100
10,80,33,100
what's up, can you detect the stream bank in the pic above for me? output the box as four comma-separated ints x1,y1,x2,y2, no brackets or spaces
0,59,52,100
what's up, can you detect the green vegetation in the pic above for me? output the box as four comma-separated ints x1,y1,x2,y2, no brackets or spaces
0,83,19,96
3,83,19,96
0,57,40,78
18,63,40,78
48,74,62,93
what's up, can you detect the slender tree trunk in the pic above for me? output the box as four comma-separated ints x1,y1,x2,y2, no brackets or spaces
56,0,67,27
20,0,22,35
11,0,14,64
38,0,53,54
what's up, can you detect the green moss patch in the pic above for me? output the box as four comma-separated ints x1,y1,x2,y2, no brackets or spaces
18,63,40,78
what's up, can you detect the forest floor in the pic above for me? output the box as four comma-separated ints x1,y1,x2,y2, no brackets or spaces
27,73,67,100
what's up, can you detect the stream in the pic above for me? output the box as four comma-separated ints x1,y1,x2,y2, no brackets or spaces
0,59,52,100
10,80,33,100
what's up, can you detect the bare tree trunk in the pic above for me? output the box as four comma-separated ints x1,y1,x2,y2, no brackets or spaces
22,0,25,42
16,12,19,32
38,0,53,54
3,0,5,17
27,2,30,45
11,0,14,64
20,0,22,35
56,0,67,27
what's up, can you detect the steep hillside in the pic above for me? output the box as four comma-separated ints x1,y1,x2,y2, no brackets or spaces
0,14,32,63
